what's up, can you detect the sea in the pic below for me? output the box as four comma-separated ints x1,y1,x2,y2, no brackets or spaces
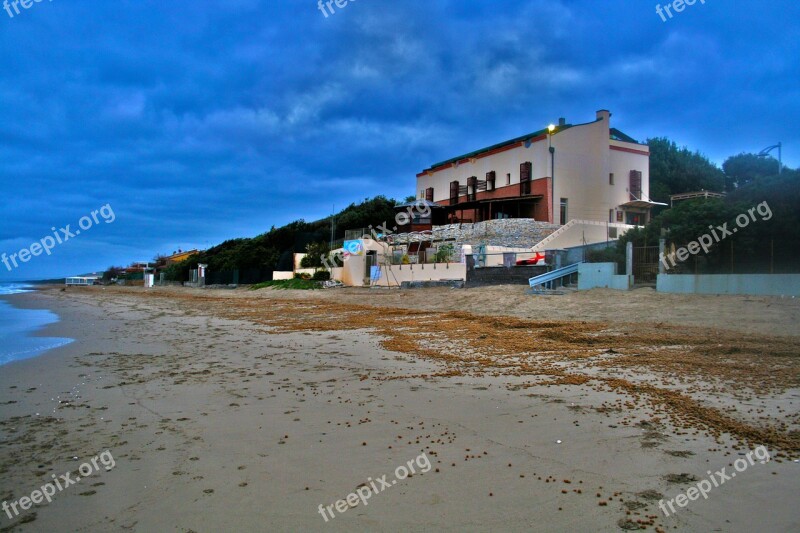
0,283,74,367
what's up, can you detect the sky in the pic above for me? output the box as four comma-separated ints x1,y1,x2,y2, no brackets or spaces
0,0,798,280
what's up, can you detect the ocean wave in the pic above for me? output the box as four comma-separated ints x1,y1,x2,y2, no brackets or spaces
0,338,74,366
0,283,34,295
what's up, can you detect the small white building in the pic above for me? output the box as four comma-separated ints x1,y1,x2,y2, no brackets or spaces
65,276,100,286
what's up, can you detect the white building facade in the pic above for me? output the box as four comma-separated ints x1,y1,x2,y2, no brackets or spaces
415,110,655,226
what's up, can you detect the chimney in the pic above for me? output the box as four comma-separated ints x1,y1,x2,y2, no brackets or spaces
596,109,611,122
558,117,566,127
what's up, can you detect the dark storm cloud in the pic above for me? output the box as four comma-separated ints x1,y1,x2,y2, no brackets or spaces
0,0,797,278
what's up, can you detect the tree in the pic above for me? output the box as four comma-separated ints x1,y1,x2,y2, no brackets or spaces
300,242,330,268
647,137,726,203
102,266,124,281
723,153,781,188
152,254,169,268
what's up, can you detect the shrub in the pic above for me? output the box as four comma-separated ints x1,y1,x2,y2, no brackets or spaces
434,244,455,263
312,270,331,281
250,279,321,290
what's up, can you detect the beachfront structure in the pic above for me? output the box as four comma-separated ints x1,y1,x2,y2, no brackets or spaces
165,249,199,264
415,110,658,226
65,276,100,286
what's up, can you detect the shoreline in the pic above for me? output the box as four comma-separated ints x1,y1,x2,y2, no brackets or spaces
0,290,75,369
0,287,797,531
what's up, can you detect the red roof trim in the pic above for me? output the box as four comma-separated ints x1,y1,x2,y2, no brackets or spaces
417,135,548,177
610,145,650,156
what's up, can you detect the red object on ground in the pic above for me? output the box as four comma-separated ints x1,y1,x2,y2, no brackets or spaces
515,252,546,266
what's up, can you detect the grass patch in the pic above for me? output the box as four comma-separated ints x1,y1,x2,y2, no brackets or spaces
250,279,321,291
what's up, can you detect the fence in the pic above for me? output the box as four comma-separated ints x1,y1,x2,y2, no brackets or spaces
663,237,799,275
204,267,274,286
344,228,370,241
385,246,457,265
633,246,660,283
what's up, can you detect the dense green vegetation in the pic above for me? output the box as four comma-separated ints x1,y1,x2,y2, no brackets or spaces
249,279,321,290
647,137,726,204
161,196,398,281
594,155,799,273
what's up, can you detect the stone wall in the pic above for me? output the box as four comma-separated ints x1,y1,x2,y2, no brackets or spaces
390,219,561,249
465,264,548,288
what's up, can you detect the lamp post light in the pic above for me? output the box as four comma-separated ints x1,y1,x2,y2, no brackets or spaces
548,124,556,223
757,142,782,175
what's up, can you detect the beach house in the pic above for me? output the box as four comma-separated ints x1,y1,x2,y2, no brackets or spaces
415,110,657,226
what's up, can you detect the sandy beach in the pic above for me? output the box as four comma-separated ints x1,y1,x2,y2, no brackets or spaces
0,285,798,532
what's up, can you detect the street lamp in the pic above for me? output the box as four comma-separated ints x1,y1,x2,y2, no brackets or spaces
757,142,782,175
548,124,556,223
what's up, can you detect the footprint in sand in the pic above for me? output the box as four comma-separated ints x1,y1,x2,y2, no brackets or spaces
664,473,699,483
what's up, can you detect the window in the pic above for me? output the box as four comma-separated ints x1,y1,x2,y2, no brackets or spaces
616,210,624,222
425,188,434,202
629,170,642,201
519,162,532,195
486,171,495,191
449,180,459,204
560,198,568,225
626,212,642,225
609,173,614,185
420,189,424,199
609,209,614,223
506,173,511,185
412,212,431,225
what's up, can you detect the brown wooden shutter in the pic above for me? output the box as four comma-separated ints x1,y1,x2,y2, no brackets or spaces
450,181,459,204
425,187,434,202
467,176,477,201
520,162,532,195
629,170,642,201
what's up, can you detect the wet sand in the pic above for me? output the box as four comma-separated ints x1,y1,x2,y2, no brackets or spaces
0,286,798,532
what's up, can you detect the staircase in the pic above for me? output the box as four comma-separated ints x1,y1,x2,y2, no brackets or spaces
528,262,582,293
531,220,636,252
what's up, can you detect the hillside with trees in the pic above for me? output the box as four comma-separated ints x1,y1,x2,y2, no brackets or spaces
161,196,399,282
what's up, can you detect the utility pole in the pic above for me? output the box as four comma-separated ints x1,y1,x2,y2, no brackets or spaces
329,204,335,250
548,124,556,223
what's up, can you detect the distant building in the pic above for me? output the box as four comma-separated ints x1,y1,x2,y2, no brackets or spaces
166,249,199,264
415,110,660,226
65,276,100,286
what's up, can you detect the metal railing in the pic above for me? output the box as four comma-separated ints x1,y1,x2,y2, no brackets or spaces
529,262,581,292
344,228,369,241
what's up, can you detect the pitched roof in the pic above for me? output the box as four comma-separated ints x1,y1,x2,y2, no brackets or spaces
610,128,639,144
424,125,562,172
419,121,646,175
